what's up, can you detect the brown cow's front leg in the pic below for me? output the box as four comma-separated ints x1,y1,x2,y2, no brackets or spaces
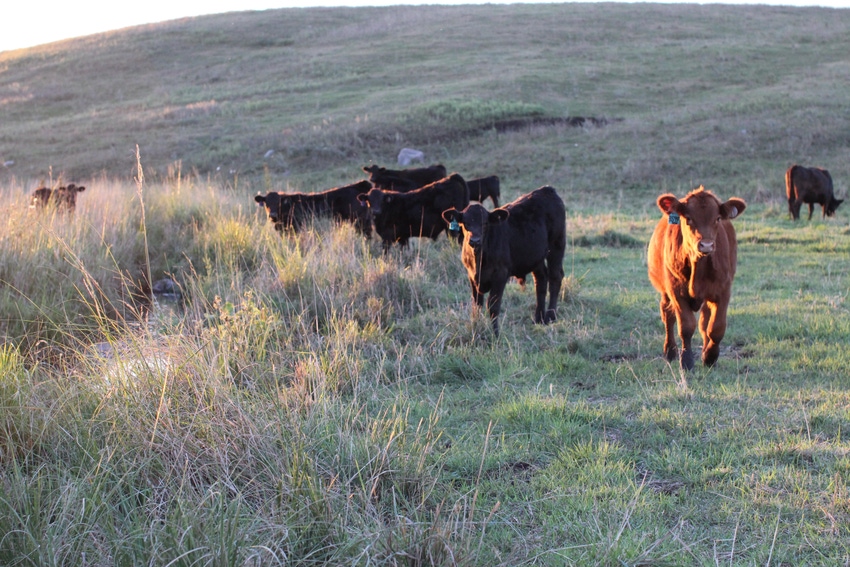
676,305,697,371
660,295,678,362
788,198,801,220
700,300,727,367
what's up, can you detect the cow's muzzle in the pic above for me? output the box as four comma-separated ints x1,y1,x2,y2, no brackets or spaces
697,240,715,254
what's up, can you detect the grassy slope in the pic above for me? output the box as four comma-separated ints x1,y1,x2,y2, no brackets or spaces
1,3,850,565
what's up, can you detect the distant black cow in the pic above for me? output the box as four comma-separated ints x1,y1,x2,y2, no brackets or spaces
30,183,86,212
30,187,53,208
786,164,843,220
442,186,566,336
467,175,501,208
254,180,373,236
357,173,470,252
53,183,86,212
362,164,447,192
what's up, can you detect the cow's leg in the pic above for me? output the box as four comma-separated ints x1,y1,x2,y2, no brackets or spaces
487,280,507,336
659,295,678,362
531,267,549,324
807,203,815,220
789,199,802,220
676,306,697,371
700,300,727,367
469,278,484,317
545,254,565,324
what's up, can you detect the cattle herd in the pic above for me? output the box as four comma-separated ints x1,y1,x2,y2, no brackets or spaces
27,162,844,369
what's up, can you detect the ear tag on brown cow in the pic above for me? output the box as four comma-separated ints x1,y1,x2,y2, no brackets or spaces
668,212,680,225
449,219,460,232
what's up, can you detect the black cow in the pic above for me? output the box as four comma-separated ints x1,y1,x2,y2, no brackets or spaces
30,187,53,208
362,164,447,192
786,164,843,220
357,173,470,252
442,186,566,336
254,180,373,237
30,183,86,212
467,175,501,208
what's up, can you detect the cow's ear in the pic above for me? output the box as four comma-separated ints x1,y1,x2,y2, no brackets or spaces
442,208,461,224
489,209,510,223
357,193,368,204
657,194,680,214
721,198,747,219
254,195,266,204
76,185,86,193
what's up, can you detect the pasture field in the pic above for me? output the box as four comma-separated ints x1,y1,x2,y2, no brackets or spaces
1,3,850,565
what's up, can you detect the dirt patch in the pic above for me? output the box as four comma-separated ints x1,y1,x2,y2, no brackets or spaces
493,116,622,132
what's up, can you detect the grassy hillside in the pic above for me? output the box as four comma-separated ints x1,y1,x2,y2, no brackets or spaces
1,3,850,566
2,3,849,204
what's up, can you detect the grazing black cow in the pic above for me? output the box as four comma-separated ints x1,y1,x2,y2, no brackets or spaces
30,184,86,212
467,175,501,208
786,164,843,220
254,180,373,236
362,164,447,192
357,173,470,252
441,186,566,336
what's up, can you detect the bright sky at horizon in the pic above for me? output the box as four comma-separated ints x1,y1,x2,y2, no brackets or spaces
3,0,849,53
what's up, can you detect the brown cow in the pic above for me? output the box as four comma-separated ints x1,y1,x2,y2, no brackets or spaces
647,186,746,370
786,164,843,220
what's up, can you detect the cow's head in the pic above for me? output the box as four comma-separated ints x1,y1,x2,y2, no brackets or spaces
657,186,746,256
442,203,509,251
255,192,285,226
362,165,383,177
357,188,392,216
53,183,86,211
826,197,844,217
352,180,373,194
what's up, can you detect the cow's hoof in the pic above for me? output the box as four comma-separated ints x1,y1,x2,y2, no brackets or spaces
544,309,557,324
680,350,695,371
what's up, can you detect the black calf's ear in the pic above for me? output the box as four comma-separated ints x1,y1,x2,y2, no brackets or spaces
441,208,460,224
489,209,510,223
254,195,266,203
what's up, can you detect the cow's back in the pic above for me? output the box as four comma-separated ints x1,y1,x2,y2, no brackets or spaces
504,186,566,274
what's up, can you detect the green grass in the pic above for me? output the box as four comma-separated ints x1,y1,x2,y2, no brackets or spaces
1,3,850,565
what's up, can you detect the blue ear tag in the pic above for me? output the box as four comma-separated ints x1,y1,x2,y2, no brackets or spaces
668,212,680,225
449,219,460,232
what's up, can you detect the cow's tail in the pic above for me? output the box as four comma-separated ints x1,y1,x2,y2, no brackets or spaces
785,165,796,200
